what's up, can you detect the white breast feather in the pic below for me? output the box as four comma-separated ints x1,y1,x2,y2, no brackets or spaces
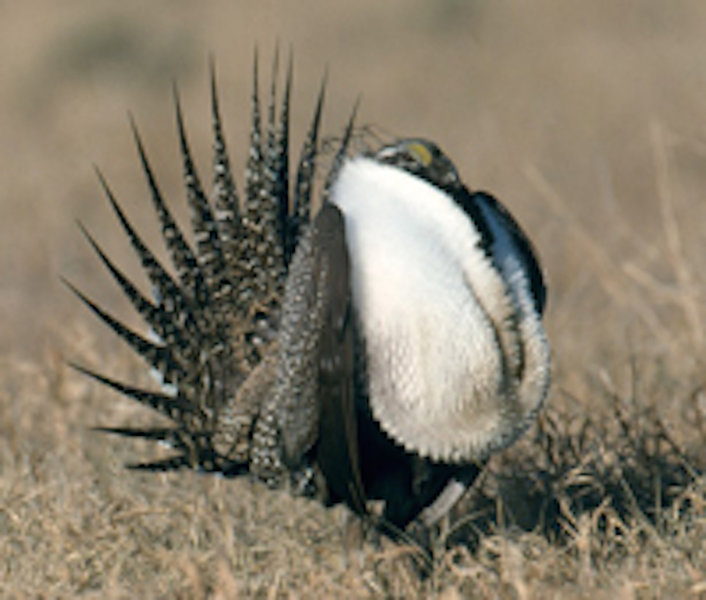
330,157,548,461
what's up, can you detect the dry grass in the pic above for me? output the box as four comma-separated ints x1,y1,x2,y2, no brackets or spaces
2,1,706,597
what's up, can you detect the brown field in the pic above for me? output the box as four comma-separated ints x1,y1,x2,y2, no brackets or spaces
2,1,706,597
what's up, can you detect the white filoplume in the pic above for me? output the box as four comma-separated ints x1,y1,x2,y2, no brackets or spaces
331,157,549,462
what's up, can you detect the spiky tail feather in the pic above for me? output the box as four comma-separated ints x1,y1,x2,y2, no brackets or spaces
68,51,327,475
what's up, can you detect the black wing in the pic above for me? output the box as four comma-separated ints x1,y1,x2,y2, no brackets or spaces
313,203,367,516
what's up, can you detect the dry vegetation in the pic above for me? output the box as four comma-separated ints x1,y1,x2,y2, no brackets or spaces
2,1,706,597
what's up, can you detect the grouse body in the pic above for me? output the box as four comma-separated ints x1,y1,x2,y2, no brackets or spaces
69,53,550,540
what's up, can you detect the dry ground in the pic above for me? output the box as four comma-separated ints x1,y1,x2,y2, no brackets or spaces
2,1,706,597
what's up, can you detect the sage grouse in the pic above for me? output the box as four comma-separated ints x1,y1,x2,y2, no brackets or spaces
68,55,550,539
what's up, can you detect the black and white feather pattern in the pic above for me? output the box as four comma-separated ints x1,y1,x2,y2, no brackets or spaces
68,52,550,541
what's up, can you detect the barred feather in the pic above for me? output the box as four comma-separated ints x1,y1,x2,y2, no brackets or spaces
74,53,328,476
289,72,326,263
95,169,202,359
209,61,242,309
129,115,201,305
174,87,226,307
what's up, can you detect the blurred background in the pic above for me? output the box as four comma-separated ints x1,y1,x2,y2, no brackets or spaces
2,0,705,399
2,2,706,595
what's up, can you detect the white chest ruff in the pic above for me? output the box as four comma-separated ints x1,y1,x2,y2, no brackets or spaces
330,158,549,462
